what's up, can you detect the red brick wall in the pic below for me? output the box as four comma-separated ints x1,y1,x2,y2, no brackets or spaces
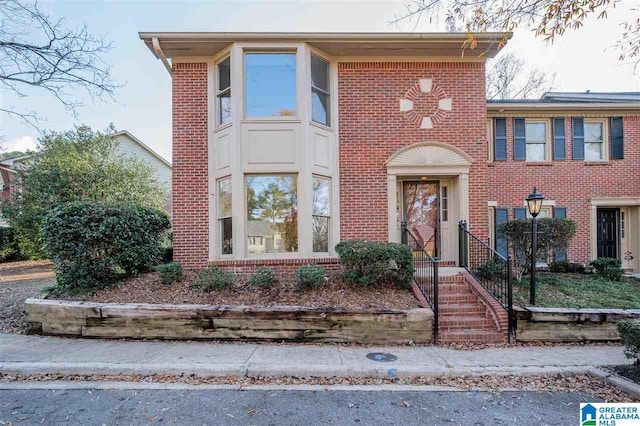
212,258,341,276
488,115,640,264
172,62,209,267
338,62,489,242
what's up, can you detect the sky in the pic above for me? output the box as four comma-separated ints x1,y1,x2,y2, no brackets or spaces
1,0,639,162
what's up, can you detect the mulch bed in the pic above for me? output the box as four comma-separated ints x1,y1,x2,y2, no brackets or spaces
62,270,421,310
613,364,640,385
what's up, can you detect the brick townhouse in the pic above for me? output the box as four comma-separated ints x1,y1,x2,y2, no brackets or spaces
140,32,640,274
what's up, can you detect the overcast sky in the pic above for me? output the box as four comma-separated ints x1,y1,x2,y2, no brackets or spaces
2,0,639,161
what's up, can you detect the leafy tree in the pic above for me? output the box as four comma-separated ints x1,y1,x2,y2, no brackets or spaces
393,0,639,70
498,217,577,281
486,52,557,99
1,125,168,258
0,0,117,129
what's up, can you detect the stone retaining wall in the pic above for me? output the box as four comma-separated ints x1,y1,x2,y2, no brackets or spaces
515,306,640,342
24,299,434,344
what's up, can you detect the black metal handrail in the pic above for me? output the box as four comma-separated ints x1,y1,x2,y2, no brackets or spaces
401,221,439,345
458,220,514,343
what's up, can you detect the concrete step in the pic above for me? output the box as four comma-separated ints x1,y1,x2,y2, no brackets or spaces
439,315,496,330
439,303,487,316
438,330,506,344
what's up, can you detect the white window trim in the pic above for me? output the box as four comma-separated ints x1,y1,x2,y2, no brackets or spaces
584,118,609,162
310,54,331,127
524,118,552,162
311,174,332,253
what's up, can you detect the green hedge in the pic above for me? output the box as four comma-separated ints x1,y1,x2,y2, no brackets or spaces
157,262,183,285
618,319,640,363
0,227,21,262
591,257,623,281
335,240,413,288
42,202,170,294
296,264,326,291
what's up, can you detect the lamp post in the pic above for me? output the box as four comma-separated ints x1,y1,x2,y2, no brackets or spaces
526,187,544,305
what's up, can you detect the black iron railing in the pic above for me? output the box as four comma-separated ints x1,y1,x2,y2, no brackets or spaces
458,220,514,343
401,221,439,345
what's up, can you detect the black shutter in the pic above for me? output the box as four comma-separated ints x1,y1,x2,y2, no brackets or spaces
553,118,566,160
513,118,526,160
554,207,567,261
610,117,624,159
495,208,509,258
572,117,584,160
514,207,527,219
494,118,507,161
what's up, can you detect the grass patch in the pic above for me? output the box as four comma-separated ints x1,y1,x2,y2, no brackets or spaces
513,272,640,309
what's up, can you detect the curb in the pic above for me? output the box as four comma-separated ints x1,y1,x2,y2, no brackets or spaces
1,361,594,379
588,368,640,399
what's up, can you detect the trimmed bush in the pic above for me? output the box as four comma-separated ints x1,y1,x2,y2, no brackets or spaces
549,260,585,274
192,265,234,292
42,202,171,294
0,227,21,262
335,240,413,288
296,264,326,291
591,257,623,281
157,262,183,285
249,267,277,289
618,319,640,364
160,231,173,263
474,258,504,280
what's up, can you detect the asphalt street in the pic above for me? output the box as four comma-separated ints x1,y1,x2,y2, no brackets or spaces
0,388,601,425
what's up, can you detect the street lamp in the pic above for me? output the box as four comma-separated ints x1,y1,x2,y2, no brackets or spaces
526,187,544,305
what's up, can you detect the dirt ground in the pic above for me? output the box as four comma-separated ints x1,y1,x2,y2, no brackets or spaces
0,260,55,334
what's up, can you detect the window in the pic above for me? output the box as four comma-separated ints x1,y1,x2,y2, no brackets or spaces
246,175,297,254
584,120,605,161
217,57,231,125
311,55,330,126
245,53,297,117
218,178,233,255
525,206,552,219
525,121,548,161
441,186,448,222
312,176,331,252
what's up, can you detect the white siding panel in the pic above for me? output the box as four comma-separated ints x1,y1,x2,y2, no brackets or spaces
116,134,172,186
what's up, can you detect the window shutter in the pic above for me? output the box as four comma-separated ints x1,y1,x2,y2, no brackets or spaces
554,207,567,261
553,118,566,160
572,117,584,160
513,118,526,160
494,118,507,161
514,207,527,219
495,208,509,258
610,117,624,159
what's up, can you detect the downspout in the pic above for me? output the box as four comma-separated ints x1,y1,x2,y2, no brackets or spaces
152,37,172,76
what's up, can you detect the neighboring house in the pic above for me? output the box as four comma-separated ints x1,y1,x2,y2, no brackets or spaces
140,32,640,274
0,130,172,214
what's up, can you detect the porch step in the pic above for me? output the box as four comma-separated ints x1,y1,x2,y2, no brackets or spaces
438,293,479,303
439,329,507,344
439,303,487,316
439,315,495,330
437,283,472,294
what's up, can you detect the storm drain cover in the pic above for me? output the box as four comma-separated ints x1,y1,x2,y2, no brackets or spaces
366,352,398,362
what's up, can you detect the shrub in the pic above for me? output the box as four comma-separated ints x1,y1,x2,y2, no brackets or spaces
498,218,577,281
335,240,413,288
618,319,640,364
157,262,182,285
549,261,585,274
0,227,21,262
591,257,623,281
192,265,234,292
296,264,326,291
249,267,277,289
160,231,173,263
42,202,171,294
474,258,504,280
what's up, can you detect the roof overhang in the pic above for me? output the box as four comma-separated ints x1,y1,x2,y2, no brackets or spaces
139,32,511,60
487,102,640,113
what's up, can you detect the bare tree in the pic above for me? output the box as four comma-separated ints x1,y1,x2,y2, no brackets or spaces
0,0,118,131
392,0,640,70
486,52,557,99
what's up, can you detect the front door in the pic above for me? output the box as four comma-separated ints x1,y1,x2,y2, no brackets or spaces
597,208,620,259
403,181,439,258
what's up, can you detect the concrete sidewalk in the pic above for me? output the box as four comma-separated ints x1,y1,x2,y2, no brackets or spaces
0,333,631,378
